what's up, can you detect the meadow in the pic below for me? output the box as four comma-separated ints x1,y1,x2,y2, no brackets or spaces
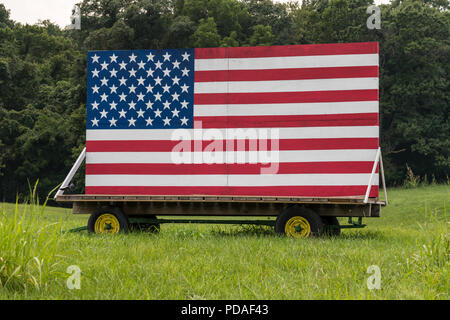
0,185,448,300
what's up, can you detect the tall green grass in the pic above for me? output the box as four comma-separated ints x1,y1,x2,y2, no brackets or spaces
0,184,448,299
0,182,62,292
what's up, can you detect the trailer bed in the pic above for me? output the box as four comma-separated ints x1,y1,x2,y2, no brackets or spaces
56,194,385,218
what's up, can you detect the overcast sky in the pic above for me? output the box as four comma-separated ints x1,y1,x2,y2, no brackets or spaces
1,0,391,28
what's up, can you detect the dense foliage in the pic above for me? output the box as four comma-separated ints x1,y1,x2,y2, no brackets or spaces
0,0,448,201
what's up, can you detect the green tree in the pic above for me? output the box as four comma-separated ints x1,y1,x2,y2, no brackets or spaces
221,31,240,47
191,17,221,48
167,15,196,48
248,24,274,46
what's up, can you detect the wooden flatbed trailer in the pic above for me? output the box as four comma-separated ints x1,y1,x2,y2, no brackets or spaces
57,42,387,237
55,193,386,237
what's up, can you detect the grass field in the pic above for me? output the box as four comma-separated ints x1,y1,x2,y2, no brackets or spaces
0,185,448,300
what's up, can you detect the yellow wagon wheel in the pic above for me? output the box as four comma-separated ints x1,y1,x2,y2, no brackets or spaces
94,214,121,234
275,206,324,238
88,207,129,234
285,216,311,238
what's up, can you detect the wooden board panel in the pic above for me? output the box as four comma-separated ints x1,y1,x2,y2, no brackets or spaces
71,200,381,218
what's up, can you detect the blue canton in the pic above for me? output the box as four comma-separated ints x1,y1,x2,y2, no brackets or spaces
86,49,195,129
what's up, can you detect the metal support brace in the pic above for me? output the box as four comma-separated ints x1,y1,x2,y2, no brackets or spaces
364,148,388,204
55,147,86,198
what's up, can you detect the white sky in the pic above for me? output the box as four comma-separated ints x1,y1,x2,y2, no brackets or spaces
1,0,391,28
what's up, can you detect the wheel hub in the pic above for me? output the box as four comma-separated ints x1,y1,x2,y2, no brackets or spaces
94,214,120,234
285,216,311,238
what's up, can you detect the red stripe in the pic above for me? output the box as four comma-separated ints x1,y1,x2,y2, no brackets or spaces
86,138,379,152
86,162,378,175
195,42,379,59
198,113,379,129
194,90,379,105
85,185,379,197
195,66,379,82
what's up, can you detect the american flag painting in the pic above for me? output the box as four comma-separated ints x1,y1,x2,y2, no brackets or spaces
85,42,379,198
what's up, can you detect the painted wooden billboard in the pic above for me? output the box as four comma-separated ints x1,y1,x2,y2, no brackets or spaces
84,42,379,198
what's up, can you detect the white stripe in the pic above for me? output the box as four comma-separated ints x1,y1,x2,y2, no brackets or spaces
86,149,379,164
87,126,379,141
194,54,379,71
195,78,378,94
86,173,379,187
195,101,379,117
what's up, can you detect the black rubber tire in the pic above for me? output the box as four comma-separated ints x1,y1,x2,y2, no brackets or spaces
87,207,129,234
129,215,160,233
275,206,324,237
321,216,341,236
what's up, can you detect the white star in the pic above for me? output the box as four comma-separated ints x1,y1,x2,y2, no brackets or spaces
171,108,180,117
110,54,118,63
180,116,189,126
163,116,171,126
154,92,162,101
154,76,162,86
91,117,99,126
129,68,137,77
92,68,100,77
137,60,146,69
129,101,137,110
182,52,190,61
181,67,190,77
100,61,109,70
146,52,155,62
91,101,100,110
146,84,154,93
180,100,189,109
109,68,118,77
100,109,108,118
100,93,108,102
129,84,137,93
171,92,180,101
109,117,118,127
145,101,154,109
118,109,127,118
110,84,118,94
109,101,118,110
137,92,145,101
172,76,180,85
146,68,155,77
154,108,162,118
119,61,127,70
136,109,145,118
162,67,171,77
119,92,127,101
145,117,153,126
137,76,145,86
119,77,127,86
100,77,108,86
92,85,100,93
163,100,171,109
128,117,136,127
162,84,170,93
154,60,163,69
180,84,189,93
129,53,137,62
163,52,171,61
91,54,100,63
172,60,180,69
